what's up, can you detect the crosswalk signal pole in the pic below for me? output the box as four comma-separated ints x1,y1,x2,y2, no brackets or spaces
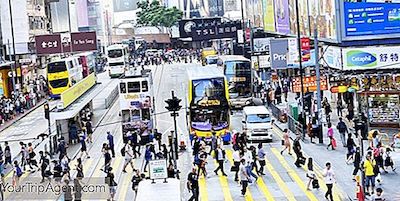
44,102,51,155
165,91,182,173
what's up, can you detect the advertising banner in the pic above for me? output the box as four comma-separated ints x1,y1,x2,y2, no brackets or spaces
258,55,271,68
191,20,241,41
61,73,96,109
344,1,400,39
289,0,309,36
300,38,311,62
274,0,290,34
322,46,342,70
254,0,264,27
292,76,328,93
270,39,288,69
262,0,275,32
149,159,168,180
342,46,400,70
253,38,270,53
71,32,97,52
179,18,222,38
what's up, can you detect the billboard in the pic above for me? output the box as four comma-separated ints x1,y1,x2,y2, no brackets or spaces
35,34,62,55
342,46,400,70
35,32,97,55
71,32,98,52
113,0,137,12
253,38,270,53
179,18,222,38
262,0,275,32
270,39,289,69
274,0,290,34
292,76,328,93
289,0,309,36
191,20,241,41
343,1,400,40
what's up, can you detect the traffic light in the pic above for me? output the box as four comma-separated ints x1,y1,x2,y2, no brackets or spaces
44,103,50,120
165,96,182,112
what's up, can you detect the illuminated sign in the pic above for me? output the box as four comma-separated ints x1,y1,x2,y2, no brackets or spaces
198,99,221,106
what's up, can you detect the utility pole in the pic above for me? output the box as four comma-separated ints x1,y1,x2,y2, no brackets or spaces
314,28,323,144
240,0,246,56
8,0,18,95
295,0,306,137
66,0,73,53
7,40,16,95
165,91,182,172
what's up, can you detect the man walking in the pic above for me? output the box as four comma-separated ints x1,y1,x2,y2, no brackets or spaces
213,145,227,176
337,117,348,147
4,142,11,168
187,167,199,201
323,162,335,201
293,136,305,168
239,159,250,197
107,131,115,158
122,142,135,173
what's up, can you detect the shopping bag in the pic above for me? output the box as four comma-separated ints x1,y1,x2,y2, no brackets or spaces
332,138,337,149
312,179,319,189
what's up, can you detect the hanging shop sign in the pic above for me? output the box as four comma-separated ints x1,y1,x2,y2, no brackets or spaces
330,86,348,93
342,46,400,70
189,20,242,41
35,32,98,55
300,37,311,62
270,39,288,69
322,46,342,70
292,76,328,93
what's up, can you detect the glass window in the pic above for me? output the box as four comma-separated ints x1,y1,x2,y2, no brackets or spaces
142,81,148,92
127,82,140,93
246,114,271,123
142,108,150,121
49,78,69,88
109,62,124,67
48,61,67,73
119,82,127,93
193,78,225,103
108,49,123,58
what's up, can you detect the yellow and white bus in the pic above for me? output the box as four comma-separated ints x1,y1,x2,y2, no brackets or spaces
47,57,83,98
187,66,230,138
107,44,130,78
217,55,253,109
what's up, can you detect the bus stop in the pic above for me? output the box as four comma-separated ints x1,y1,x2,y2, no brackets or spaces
49,73,98,154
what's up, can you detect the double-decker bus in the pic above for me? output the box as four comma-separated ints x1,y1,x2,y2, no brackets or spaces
187,66,230,138
217,55,253,109
47,57,83,98
119,70,154,143
107,44,130,78
76,52,96,77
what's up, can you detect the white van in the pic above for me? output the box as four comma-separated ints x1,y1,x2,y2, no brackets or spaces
242,106,272,142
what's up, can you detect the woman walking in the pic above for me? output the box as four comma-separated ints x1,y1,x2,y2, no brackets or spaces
306,158,316,190
76,158,84,179
352,147,361,181
346,134,356,164
280,129,292,155
257,143,266,175
326,123,335,150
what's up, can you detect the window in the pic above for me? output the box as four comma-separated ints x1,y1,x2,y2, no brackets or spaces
48,61,67,73
49,78,69,88
108,49,123,58
127,82,140,93
142,108,150,121
119,82,127,93
109,62,124,67
68,61,74,69
142,81,148,92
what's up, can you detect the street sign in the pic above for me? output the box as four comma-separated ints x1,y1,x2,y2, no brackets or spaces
35,34,62,55
149,159,168,180
71,32,97,52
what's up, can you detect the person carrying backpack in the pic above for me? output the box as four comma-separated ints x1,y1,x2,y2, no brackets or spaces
337,118,348,147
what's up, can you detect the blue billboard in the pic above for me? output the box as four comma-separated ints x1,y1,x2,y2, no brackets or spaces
344,2,400,38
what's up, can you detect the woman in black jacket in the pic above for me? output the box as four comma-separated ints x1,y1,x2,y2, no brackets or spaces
352,147,361,181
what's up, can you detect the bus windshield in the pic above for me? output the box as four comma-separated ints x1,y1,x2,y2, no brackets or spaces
48,61,67,73
108,49,123,58
246,114,271,123
191,77,228,130
225,61,251,98
193,78,225,104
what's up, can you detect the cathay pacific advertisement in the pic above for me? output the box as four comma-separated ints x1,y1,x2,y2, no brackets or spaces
344,1,400,39
342,46,400,70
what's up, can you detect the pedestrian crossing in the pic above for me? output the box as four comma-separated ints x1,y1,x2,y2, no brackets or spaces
193,144,348,201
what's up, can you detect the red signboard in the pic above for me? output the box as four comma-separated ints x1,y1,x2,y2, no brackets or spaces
35,34,62,55
300,37,311,62
245,28,251,42
292,76,328,93
71,32,97,52
34,32,97,55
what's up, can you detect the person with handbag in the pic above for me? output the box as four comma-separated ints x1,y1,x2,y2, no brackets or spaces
293,135,305,168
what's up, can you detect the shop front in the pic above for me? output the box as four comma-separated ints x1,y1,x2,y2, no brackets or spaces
0,62,22,97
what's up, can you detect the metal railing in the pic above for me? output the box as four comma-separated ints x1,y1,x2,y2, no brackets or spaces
287,115,303,136
105,85,119,109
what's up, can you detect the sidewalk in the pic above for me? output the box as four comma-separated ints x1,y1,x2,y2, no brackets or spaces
271,91,400,200
0,99,47,133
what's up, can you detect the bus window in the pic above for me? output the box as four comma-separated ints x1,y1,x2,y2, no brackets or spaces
142,108,150,121
69,61,74,69
131,109,140,120
108,49,123,58
120,82,127,93
128,82,140,93
48,61,67,73
142,81,148,92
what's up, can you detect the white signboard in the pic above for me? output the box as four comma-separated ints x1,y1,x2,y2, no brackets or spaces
342,46,400,70
149,159,168,180
237,30,244,44
258,55,271,68
287,38,298,66
253,38,270,53
322,46,342,70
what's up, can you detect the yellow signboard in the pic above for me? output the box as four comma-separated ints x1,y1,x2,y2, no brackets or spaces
61,73,96,109
198,99,220,106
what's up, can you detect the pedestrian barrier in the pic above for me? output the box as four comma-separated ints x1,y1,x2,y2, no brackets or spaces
287,115,303,136
269,104,287,123
105,85,119,109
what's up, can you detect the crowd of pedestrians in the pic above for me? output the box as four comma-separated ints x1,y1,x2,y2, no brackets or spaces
0,77,48,125
133,49,200,67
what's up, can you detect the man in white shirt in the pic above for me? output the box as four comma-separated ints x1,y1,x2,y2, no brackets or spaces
239,159,250,197
122,142,135,173
323,162,335,201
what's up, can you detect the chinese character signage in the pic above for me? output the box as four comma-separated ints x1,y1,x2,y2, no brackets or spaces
292,76,328,93
344,1,400,40
35,32,97,55
342,46,400,70
300,38,311,62
35,34,62,55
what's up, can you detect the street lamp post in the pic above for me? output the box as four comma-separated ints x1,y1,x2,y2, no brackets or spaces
295,0,306,138
8,0,18,95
